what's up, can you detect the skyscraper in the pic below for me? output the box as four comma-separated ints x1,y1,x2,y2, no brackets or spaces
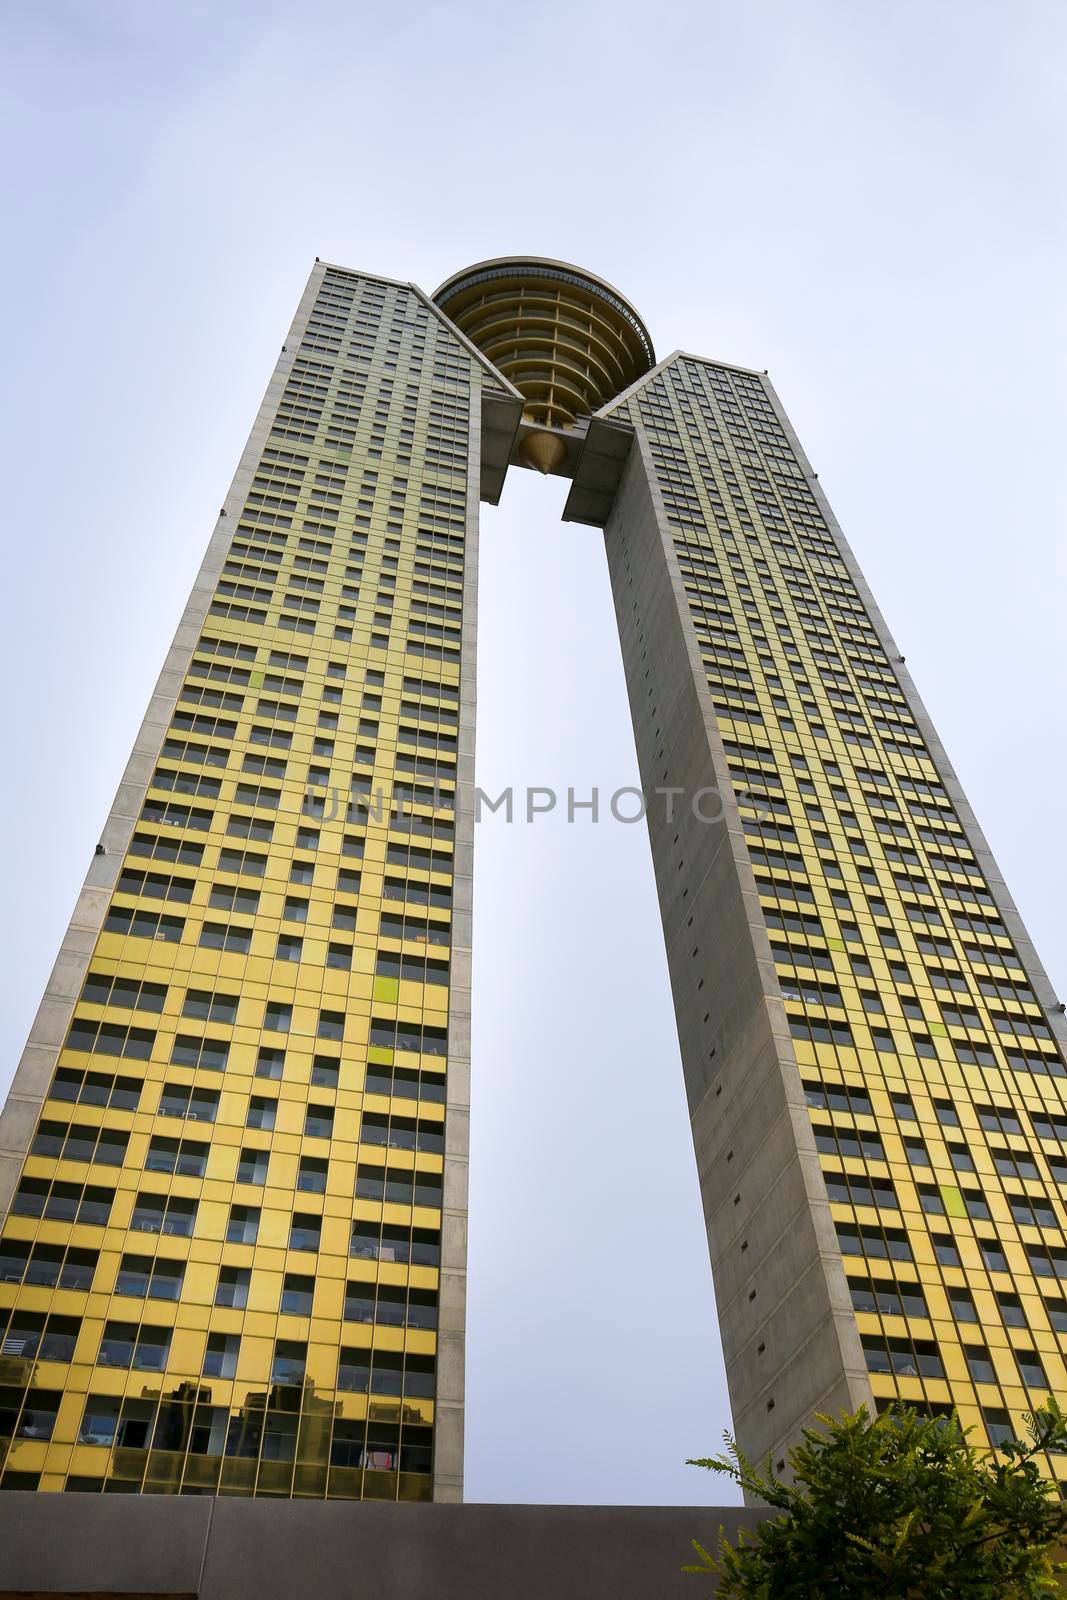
1,255,1064,1504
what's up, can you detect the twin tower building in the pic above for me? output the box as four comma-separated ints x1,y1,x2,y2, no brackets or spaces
0,257,1064,1502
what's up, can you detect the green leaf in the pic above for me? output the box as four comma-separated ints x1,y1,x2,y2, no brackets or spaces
684,1402,1067,1598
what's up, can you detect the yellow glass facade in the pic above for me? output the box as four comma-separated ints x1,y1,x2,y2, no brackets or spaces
0,264,499,1497
606,353,1067,1466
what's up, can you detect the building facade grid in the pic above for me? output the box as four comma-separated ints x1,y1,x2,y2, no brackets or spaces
0,263,498,1499
604,352,1067,1470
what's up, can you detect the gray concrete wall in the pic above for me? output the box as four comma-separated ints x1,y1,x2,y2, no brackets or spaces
0,1493,766,1599
602,427,872,1481
426,356,484,1503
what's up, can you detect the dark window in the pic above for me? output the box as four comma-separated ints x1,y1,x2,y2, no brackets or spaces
289,1213,321,1251
203,1333,240,1378
215,1267,250,1308
297,1158,328,1193
280,1275,314,1316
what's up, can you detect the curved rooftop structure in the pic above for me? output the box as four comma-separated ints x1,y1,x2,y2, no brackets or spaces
433,256,655,439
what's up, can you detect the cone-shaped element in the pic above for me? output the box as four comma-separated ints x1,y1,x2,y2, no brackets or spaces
433,257,655,431
519,430,569,476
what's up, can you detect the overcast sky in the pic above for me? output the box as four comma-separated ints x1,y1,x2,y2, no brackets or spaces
1,0,1065,1507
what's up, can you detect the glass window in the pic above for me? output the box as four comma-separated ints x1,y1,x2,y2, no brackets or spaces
215,1266,250,1308
297,1158,328,1193
271,1340,306,1383
227,1205,259,1244
280,1275,313,1316
289,1214,321,1252
202,1333,240,1378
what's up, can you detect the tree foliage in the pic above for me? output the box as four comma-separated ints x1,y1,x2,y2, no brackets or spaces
686,1401,1067,1598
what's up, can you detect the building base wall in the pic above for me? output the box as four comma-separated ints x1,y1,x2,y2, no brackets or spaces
0,1493,765,1599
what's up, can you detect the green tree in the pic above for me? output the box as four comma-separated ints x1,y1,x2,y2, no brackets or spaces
686,1401,1067,1598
